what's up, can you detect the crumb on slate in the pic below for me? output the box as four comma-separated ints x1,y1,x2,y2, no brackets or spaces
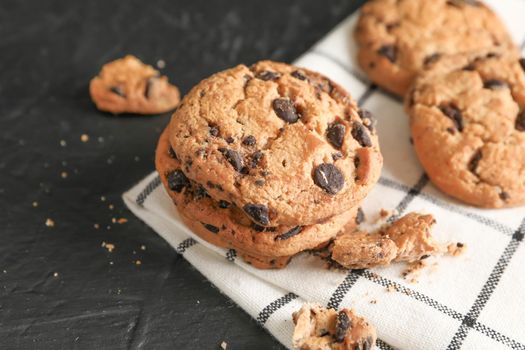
220,341,228,349
80,134,89,142
45,218,55,227
53,272,59,277
100,196,106,202
108,204,114,210
102,241,115,252
94,223,100,229
140,245,146,251
61,171,68,179
156,59,166,69
135,260,142,266
60,140,67,147
32,201,38,207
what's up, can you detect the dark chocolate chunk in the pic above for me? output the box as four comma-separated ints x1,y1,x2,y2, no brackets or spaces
447,0,481,6
351,121,372,147
242,135,257,146
358,109,376,132
483,79,508,90
219,148,244,172
225,136,235,144
499,191,510,201
194,185,210,199
144,77,157,98
332,152,343,161
218,200,231,209
272,98,299,123
313,163,345,195
166,170,190,192
110,86,125,97
251,223,276,232
439,104,464,132
168,146,177,159
334,311,351,343
356,207,365,225
275,226,303,240
386,22,400,31
362,336,375,350
326,122,346,149
354,155,361,180
202,223,220,233
519,58,525,72
424,53,441,66
254,179,265,186
468,149,482,174
516,110,525,131
377,44,397,63
291,70,308,81
243,204,270,225
256,70,280,81
209,125,220,137
250,150,264,168
457,242,464,248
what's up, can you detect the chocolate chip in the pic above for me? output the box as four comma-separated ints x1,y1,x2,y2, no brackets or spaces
499,191,510,201
326,122,346,149
354,155,361,180
519,58,525,72
218,148,244,172
358,109,376,132
291,70,307,81
386,22,400,31
225,136,235,144
254,179,265,186
218,200,231,208
457,242,464,248
463,63,476,71
209,125,220,137
272,98,299,123
202,223,220,233
377,44,397,63
447,0,481,6
439,104,464,132
313,163,345,195
242,135,257,146
516,110,525,131
251,223,276,232
260,170,269,177
250,150,264,168
110,86,125,97
194,185,210,199
275,226,302,240
256,70,280,81
168,146,177,159
356,207,365,225
166,170,190,192
240,166,250,175
332,152,343,161
424,53,441,66
362,336,375,350
243,204,270,225
351,121,372,147
144,77,156,98
468,149,482,174
334,311,351,343
483,79,508,90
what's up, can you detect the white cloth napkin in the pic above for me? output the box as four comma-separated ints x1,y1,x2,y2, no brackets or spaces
124,1,525,348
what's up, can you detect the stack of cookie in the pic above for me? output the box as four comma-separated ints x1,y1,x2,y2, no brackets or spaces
155,60,383,268
355,0,525,208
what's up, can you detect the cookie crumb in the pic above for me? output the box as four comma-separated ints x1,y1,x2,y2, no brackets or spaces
60,140,67,147
140,245,146,251
100,196,106,202
402,260,427,283
156,59,166,69
45,218,55,227
60,171,68,179
102,242,115,252
135,260,142,266
117,218,128,224
447,242,466,256
94,223,100,229
53,272,59,277
32,201,38,207
80,134,89,143
108,204,114,210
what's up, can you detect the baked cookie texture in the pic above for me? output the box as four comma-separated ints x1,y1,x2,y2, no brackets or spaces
331,213,441,269
168,60,382,227
292,303,377,350
90,55,180,114
355,0,517,96
155,128,359,269
406,50,525,208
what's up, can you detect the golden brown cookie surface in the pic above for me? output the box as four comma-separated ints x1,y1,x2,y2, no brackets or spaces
355,0,517,96
90,55,180,114
407,51,525,208
168,60,382,227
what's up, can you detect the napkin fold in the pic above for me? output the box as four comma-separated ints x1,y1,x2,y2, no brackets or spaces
124,1,525,348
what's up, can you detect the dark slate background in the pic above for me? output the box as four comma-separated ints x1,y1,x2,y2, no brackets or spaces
0,0,365,348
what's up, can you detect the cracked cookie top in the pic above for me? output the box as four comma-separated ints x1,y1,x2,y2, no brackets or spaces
168,61,382,226
90,55,180,114
406,50,525,208
355,0,517,96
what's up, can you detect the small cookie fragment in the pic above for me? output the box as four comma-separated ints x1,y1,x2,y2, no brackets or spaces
331,213,441,269
292,303,376,350
90,55,180,114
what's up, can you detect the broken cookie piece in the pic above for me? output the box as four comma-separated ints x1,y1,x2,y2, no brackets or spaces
292,303,376,350
331,213,441,269
90,55,180,114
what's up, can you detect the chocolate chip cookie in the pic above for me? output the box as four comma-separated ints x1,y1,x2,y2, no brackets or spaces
90,55,180,114
355,0,517,96
168,60,382,227
156,128,359,268
292,303,377,350
406,50,525,208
